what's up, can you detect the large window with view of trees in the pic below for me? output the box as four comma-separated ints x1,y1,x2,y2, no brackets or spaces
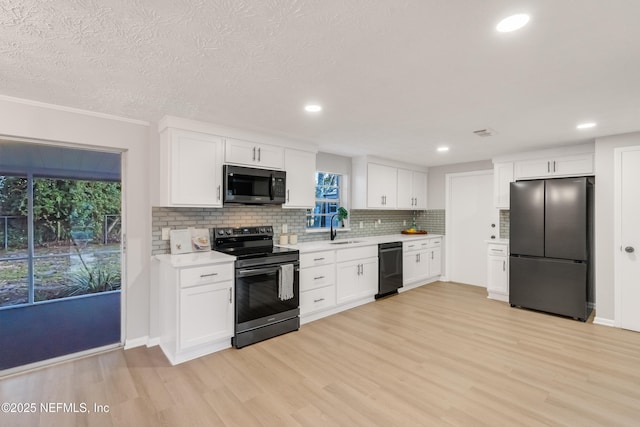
0,175,121,308
306,172,348,229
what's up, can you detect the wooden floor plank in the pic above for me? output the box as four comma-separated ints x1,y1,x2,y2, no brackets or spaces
2,281,640,426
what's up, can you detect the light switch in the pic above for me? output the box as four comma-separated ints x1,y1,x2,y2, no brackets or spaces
162,227,170,240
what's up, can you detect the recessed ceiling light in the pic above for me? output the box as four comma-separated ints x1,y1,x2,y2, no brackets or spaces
576,122,596,129
496,14,530,32
437,146,449,152
304,104,322,113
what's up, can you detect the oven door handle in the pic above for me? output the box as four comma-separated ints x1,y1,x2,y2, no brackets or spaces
237,266,299,277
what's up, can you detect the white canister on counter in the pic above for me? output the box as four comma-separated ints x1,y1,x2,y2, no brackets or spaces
289,234,298,245
279,234,289,245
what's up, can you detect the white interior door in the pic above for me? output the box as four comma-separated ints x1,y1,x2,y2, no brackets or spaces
616,146,640,332
446,170,494,287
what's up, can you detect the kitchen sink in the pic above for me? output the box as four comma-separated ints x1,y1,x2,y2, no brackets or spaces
330,240,362,245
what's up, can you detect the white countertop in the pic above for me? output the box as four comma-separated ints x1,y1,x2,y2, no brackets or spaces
155,251,236,267
278,233,444,253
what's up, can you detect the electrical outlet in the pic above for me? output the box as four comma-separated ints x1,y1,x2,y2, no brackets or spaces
282,224,288,233
162,227,170,240
359,221,363,229
403,220,407,226
378,219,382,224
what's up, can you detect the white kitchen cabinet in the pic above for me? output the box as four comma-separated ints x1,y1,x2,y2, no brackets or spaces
284,148,316,209
428,245,442,277
367,163,398,208
224,137,284,169
514,153,594,180
397,169,428,209
158,128,223,207
299,250,336,317
180,282,233,350
336,256,378,305
487,242,509,301
493,162,514,209
403,237,442,287
158,259,235,365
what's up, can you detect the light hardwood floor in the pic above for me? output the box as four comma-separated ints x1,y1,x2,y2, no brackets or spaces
2,281,640,426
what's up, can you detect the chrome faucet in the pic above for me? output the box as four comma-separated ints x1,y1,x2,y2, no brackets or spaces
330,213,338,241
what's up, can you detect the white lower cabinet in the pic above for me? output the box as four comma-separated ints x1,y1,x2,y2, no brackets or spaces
158,260,234,365
336,256,378,305
486,242,509,301
403,237,442,288
299,245,378,323
299,250,336,318
180,283,233,350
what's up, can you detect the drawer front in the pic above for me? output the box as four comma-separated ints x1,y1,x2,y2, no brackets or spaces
180,264,233,287
338,245,378,262
488,244,508,256
300,265,335,292
300,250,336,268
404,239,427,253
427,237,442,247
300,285,336,315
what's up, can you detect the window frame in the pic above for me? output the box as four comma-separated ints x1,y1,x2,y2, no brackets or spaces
306,171,350,232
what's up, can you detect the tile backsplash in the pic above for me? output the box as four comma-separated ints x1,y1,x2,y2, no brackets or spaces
499,209,510,239
152,206,446,255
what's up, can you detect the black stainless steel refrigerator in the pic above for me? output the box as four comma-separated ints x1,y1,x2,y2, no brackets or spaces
509,177,594,321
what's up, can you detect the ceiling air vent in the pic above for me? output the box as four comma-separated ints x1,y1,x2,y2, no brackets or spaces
473,128,497,137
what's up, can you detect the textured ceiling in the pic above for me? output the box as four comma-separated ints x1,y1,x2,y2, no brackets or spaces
2,0,640,166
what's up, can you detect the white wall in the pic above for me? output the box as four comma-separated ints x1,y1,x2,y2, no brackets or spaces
0,95,151,345
316,152,352,176
428,160,493,209
594,131,640,324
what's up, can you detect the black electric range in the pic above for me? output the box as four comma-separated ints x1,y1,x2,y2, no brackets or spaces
211,226,300,348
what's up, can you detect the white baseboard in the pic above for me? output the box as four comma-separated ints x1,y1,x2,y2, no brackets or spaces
146,337,161,347
124,336,149,349
593,317,615,327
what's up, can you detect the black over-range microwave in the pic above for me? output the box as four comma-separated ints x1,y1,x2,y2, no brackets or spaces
223,165,286,205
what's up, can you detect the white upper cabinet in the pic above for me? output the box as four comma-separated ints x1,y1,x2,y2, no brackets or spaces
352,157,427,210
493,162,514,209
159,128,223,207
224,138,284,169
397,169,427,209
514,153,594,180
284,148,316,209
367,163,398,208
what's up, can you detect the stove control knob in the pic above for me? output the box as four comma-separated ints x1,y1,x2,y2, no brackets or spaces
266,226,272,233
226,229,232,235
259,227,265,233
217,230,224,235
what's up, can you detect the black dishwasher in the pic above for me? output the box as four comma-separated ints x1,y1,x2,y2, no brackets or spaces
376,242,403,299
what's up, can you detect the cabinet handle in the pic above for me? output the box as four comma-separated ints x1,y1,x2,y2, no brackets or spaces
503,260,506,271
200,273,218,278
253,147,256,161
547,161,550,173
553,161,556,172
217,185,221,201
314,298,325,303
431,251,434,260
314,276,325,280
313,257,325,261
416,253,420,262
408,244,415,248
287,189,290,202
229,287,232,303
258,148,261,162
